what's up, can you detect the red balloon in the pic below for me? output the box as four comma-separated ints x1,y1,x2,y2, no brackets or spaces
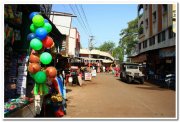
28,63,41,74
42,36,54,48
29,54,40,63
46,66,57,78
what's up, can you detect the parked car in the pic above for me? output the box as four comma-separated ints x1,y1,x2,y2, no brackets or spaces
120,62,145,84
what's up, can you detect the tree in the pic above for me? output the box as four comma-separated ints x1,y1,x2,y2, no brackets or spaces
119,18,138,57
112,46,124,63
98,41,115,53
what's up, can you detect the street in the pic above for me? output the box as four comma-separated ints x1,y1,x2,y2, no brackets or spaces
65,73,175,118
6,73,176,118
4,4,177,120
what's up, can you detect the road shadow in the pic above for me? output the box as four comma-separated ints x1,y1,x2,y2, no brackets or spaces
135,86,171,91
116,78,142,85
66,88,72,93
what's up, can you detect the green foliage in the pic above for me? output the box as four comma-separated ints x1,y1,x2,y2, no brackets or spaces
119,17,138,57
98,41,115,53
112,46,124,63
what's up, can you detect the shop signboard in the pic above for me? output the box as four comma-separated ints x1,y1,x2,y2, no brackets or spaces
91,69,97,77
85,72,92,81
159,49,175,58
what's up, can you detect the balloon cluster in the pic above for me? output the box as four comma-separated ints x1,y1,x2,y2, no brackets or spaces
27,12,58,95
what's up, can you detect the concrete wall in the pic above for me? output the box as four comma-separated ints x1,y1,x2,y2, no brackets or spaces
50,14,72,36
68,28,76,56
138,4,175,54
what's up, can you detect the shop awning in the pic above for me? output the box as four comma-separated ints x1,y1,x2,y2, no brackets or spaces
42,14,65,40
79,57,97,61
128,53,147,63
102,59,113,63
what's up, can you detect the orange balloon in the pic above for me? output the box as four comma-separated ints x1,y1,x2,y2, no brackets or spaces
46,66,57,78
29,54,40,63
28,63,41,74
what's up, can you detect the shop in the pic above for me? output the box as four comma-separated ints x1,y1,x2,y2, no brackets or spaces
157,46,175,75
4,4,65,117
4,5,41,115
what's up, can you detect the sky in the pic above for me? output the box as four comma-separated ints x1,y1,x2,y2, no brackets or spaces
52,4,138,49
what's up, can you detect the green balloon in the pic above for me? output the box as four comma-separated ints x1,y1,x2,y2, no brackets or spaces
40,52,52,65
43,23,52,33
32,15,45,27
30,24,37,32
30,38,43,50
34,71,47,84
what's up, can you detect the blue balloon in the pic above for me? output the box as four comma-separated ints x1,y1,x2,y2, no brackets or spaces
44,19,49,23
35,28,47,40
29,12,39,20
27,33,36,41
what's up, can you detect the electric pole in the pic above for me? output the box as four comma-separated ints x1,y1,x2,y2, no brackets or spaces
88,36,94,68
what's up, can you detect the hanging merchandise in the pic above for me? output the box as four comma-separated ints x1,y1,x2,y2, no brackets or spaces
46,66,57,78
16,54,28,97
32,15,45,27
35,28,47,40
27,33,36,41
28,63,41,74
40,52,52,65
29,12,39,20
42,36,54,48
30,38,43,51
27,12,66,117
29,53,40,63
43,23,52,33
33,71,49,95
44,19,49,23
30,24,37,33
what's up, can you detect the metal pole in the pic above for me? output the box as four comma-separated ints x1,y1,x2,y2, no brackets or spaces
88,36,94,68
88,38,91,68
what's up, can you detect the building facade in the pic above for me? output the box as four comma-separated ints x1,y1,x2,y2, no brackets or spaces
79,49,114,65
131,4,176,80
68,28,81,57
50,11,80,58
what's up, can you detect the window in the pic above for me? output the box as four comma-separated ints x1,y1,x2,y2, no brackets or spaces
149,36,155,46
153,12,156,23
145,5,148,10
126,65,138,69
139,43,141,50
168,26,173,39
145,19,148,29
158,33,161,43
143,40,147,48
162,31,166,41
162,4,168,14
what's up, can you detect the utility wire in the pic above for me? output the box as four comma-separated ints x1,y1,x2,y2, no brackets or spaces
74,4,91,36
79,5,93,36
68,4,89,36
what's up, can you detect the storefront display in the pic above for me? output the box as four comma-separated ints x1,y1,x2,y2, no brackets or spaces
17,54,28,97
4,97,33,117
4,4,66,117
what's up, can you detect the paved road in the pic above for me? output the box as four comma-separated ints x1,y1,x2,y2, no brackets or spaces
65,73,176,118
